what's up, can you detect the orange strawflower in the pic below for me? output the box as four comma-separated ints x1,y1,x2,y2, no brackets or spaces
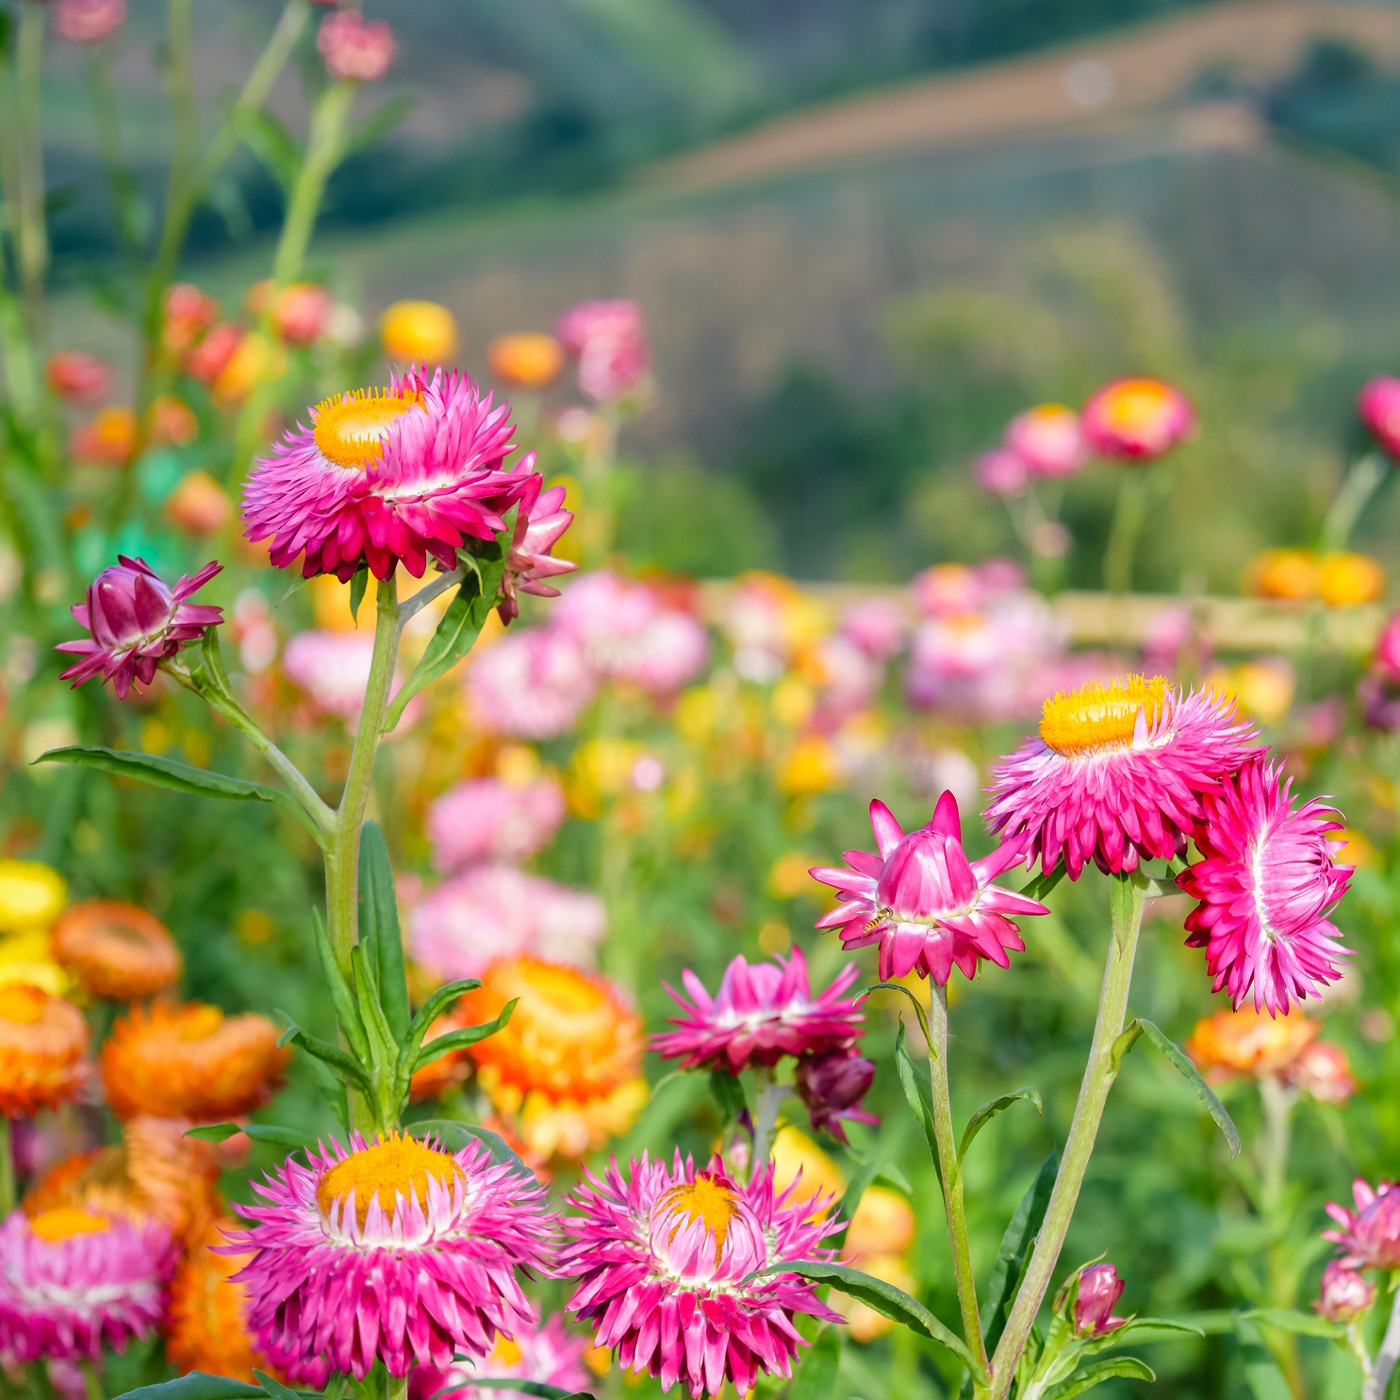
166,1216,270,1380
488,333,565,390
1186,1007,1318,1083
52,900,183,1001
1317,551,1386,608
458,957,646,1161
100,1002,287,1121
1245,548,1318,602
0,983,88,1117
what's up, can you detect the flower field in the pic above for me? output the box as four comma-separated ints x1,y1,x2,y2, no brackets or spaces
3,6,1400,1400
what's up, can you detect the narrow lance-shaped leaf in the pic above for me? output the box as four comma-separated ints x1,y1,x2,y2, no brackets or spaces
894,1021,940,1184
412,999,517,1072
958,1087,1043,1165
1113,1018,1241,1159
112,1376,271,1400
185,1122,308,1149
311,907,371,1067
403,979,482,1052
1043,1357,1155,1399
278,1023,374,1094
358,820,410,1041
410,1120,536,1182
981,1149,1060,1356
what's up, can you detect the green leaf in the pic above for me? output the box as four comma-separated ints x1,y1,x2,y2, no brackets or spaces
868,981,931,1044
410,1120,535,1182
350,943,397,1083
771,1260,984,1377
982,1149,1060,1355
414,1000,517,1071
788,1323,842,1400
184,1122,307,1149
1115,1018,1241,1159
358,821,410,1041
894,1022,940,1182
252,1372,303,1400
1043,1357,1155,1399
114,1377,268,1400
349,567,368,622
1238,1319,1294,1400
1074,1316,1205,1357
312,907,371,1066
958,1087,1043,1164
345,95,417,155
385,533,508,731
709,1069,749,1124
405,979,483,1048
244,109,302,192
1244,1308,1344,1340
34,747,308,828
280,1023,373,1093
1021,866,1066,903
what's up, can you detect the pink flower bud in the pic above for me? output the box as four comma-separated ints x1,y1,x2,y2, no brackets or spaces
1082,377,1194,462
796,1051,878,1144
1005,403,1088,479
55,0,124,44
1324,1179,1400,1271
1073,1263,1128,1337
317,10,395,83
1315,1260,1375,1323
1359,376,1400,461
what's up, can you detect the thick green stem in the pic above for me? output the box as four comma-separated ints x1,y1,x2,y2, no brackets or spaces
1257,1077,1304,1398
271,78,356,286
0,1116,13,1216
928,983,990,1384
748,1070,785,1184
1102,474,1148,597
987,872,1147,1400
79,1361,103,1400
1320,450,1390,553
386,1374,408,1400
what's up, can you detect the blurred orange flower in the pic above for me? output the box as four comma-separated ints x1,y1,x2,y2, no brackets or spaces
52,900,183,1001
488,333,565,389
380,299,458,363
1186,1006,1317,1082
166,1217,272,1380
0,983,88,1116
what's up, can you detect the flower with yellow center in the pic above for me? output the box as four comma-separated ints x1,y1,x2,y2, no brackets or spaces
1082,376,1194,461
488,333,565,389
52,900,183,1001
166,1218,274,1382
379,299,459,363
312,386,425,469
0,983,88,1117
99,1001,287,1121
0,861,67,933
988,674,1259,879
1186,1007,1319,1083
459,957,647,1161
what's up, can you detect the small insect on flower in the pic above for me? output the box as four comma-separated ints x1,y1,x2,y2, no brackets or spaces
559,1153,841,1399
57,557,223,700
233,1131,553,1381
0,983,88,1118
811,791,1047,984
51,901,183,1001
986,675,1260,880
1324,1179,1400,1272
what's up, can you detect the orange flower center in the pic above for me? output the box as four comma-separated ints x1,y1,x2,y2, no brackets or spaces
1039,675,1167,756
313,388,423,470
1099,379,1175,434
173,1005,226,1042
0,983,48,1025
656,1173,738,1259
29,1208,111,1242
316,1133,463,1228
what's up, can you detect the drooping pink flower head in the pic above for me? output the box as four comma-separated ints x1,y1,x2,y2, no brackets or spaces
1072,1263,1128,1338
1005,403,1088,479
811,792,1048,984
464,626,597,739
1082,377,1195,461
652,946,865,1073
796,1050,878,1143
317,9,395,82
495,466,576,624
1358,376,1400,462
986,675,1260,880
1178,759,1351,1015
1315,1260,1375,1323
410,1315,592,1400
0,1208,175,1362
57,556,223,700
426,775,567,872
231,1131,553,1381
1324,1179,1400,1272
55,0,124,44
244,369,530,581
559,1153,840,1399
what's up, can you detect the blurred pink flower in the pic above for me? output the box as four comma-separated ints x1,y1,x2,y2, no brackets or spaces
1082,376,1194,461
555,300,650,403
282,630,418,729
1284,1039,1357,1104
45,351,110,402
839,596,905,660
465,627,596,739
1358,376,1400,461
975,447,1030,497
317,9,396,82
1005,403,1087,478
426,775,567,871
55,0,124,44
410,1316,591,1400
1373,610,1400,685
1315,1260,1374,1323
1324,1179,1400,1271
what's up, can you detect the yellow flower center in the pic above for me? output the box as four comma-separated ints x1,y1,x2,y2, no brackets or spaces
1039,675,1168,756
657,1173,738,1262
316,1133,463,1228
313,388,423,470
1099,379,1173,435
29,1208,111,1242
174,1005,226,1042
0,983,47,1025
490,1337,523,1368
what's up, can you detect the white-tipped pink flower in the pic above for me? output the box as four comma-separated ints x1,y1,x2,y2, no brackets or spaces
1315,1260,1375,1323
426,775,567,871
559,1153,840,1399
464,627,597,739
410,1316,592,1400
1324,1179,1400,1272
1005,403,1088,478
811,792,1048,984
57,557,223,700
1178,759,1351,1015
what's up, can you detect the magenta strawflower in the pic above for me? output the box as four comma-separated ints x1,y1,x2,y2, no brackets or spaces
796,1050,879,1143
1358,376,1400,461
243,369,530,581
57,556,223,700
1324,1179,1400,1272
1081,377,1194,461
1315,1260,1375,1323
652,946,865,1072
410,1315,591,1400
559,1153,840,1399
465,626,597,740
1072,1263,1128,1338
231,1131,553,1381
1178,759,1351,1015
986,675,1259,879
811,792,1047,984
496,469,576,624
0,1208,175,1362
426,775,567,872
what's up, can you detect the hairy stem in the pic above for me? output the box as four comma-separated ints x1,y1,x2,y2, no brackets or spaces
271,77,356,286
748,1071,785,1184
929,982,990,1384
987,872,1147,1399
1365,1288,1400,1400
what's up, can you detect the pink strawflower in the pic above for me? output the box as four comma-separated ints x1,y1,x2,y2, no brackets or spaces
410,1316,591,1400
464,627,597,739
1374,610,1400,685
45,351,110,402
426,775,567,871
244,369,529,582
1005,403,1088,478
282,629,418,729
1178,759,1351,1015
1315,1260,1375,1324
555,300,650,403
975,446,1030,497
55,0,124,44
408,865,606,980
1358,376,1400,461
559,1154,840,1399
839,596,905,660
811,792,1047,984
232,1131,553,1381
1324,1179,1400,1271
1284,1039,1358,1104
653,946,865,1072
317,9,395,82
57,557,223,700
1072,1263,1128,1338
811,633,884,724
1082,376,1194,461
796,1050,878,1143
496,469,576,624
0,1209,175,1362
986,675,1259,880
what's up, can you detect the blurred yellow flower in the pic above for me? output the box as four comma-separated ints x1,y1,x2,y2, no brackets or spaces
1317,551,1386,607
845,1185,916,1260
212,335,284,406
757,919,791,954
1203,659,1294,727
0,861,67,933
1336,828,1376,870
309,574,363,634
767,852,817,901
1244,548,1318,602
0,931,70,995
674,686,720,744
771,676,815,728
495,744,543,786
778,735,843,797
235,909,275,946
380,300,458,363
769,1125,845,1211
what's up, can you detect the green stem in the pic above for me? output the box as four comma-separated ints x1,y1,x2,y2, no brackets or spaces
1102,473,1148,597
986,872,1147,1400
15,1,47,337
271,78,357,286
579,406,620,565
748,1070,785,1184
1320,450,1390,553
79,1361,103,1400
1257,1077,1304,1398
386,1374,408,1400
928,982,991,1384
0,1116,13,1216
